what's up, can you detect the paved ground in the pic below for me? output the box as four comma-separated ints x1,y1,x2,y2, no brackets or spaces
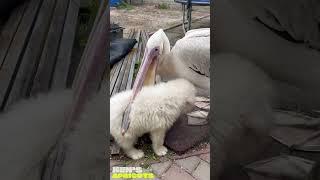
110,144,210,180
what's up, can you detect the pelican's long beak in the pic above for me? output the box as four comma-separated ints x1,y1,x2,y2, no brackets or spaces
131,46,160,99
121,46,160,135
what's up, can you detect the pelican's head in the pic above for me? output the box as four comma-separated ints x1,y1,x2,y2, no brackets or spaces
131,29,170,98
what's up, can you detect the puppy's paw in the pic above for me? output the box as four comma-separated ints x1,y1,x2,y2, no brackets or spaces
127,149,145,160
154,146,168,156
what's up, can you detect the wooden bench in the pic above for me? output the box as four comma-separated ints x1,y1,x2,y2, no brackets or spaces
0,0,80,111
108,29,148,96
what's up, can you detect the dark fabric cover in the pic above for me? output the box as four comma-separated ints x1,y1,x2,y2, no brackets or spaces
110,38,137,67
0,0,25,20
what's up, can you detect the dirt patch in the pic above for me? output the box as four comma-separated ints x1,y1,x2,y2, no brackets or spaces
110,4,210,36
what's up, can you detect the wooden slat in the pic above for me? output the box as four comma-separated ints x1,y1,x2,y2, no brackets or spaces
4,0,58,108
0,3,27,70
51,0,80,90
110,29,135,94
112,55,130,95
30,0,70,95
0,0,43,110
118,30,141,92
111,30,137,95
110,59,124,94
126,30,142,90
116,50,133,93
109,63,116,81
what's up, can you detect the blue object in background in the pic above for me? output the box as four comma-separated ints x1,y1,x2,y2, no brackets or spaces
174,0,210,5
110,0,121,7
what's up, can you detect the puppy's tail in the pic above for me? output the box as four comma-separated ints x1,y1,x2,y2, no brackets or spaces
0,90,73,179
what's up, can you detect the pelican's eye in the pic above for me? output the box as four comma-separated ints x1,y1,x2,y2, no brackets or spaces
155,48,159,51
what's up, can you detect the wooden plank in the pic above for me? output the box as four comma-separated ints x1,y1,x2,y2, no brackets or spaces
109,29,135,94
111,30,136,95
0,0,43,110
110,60,123,94
0,3,27,70
51,0,80,90
125,30,141,90
30,0,70,95
111,58,128,95
4,0,58,108
118,30,141,92
116,51,132,93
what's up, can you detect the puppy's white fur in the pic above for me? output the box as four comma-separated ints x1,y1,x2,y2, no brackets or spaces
110,78,196,159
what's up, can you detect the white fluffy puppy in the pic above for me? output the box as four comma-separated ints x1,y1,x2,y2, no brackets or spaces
110,78,196,160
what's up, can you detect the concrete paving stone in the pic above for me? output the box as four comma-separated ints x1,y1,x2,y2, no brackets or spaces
110,159,125,167
175,156,201,173
199,153,210,163
151,160,172,176
162,164,195,180
192,160,210,180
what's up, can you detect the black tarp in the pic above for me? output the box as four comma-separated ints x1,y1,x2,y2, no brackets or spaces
110,38,137,67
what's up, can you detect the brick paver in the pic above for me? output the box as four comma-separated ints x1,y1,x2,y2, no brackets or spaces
162,164,195,180
151,160,172,176
192,160,210,180
175,156,201,173
199,153,210,163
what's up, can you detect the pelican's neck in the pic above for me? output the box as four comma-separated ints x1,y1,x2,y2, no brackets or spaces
161,32,171,55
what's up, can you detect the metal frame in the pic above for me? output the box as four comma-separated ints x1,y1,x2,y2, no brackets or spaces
175,0,210,33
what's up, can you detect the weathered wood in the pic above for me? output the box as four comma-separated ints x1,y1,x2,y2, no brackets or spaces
110,60,125,94
4,0,58,108
110,29,135,94
30,0,70,95
51,0,80,90
126,30,142,90
0,0,43,110
0,3,26,70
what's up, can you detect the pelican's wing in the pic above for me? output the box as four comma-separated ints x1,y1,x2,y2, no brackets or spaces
185,28,210,38
171,29,210,77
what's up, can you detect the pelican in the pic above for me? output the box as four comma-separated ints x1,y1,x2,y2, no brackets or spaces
121,28,210,133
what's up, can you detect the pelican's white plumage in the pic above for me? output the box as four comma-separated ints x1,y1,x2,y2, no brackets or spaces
110,79,196,159
147,28,210,96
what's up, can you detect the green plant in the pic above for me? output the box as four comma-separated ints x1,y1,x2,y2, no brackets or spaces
117,1,134,10
158,3,169,9
133,58,142,81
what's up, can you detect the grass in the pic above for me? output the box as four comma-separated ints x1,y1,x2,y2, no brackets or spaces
117,1,134,10
157,3,169,9
112,135,175,169
133,58,142,81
